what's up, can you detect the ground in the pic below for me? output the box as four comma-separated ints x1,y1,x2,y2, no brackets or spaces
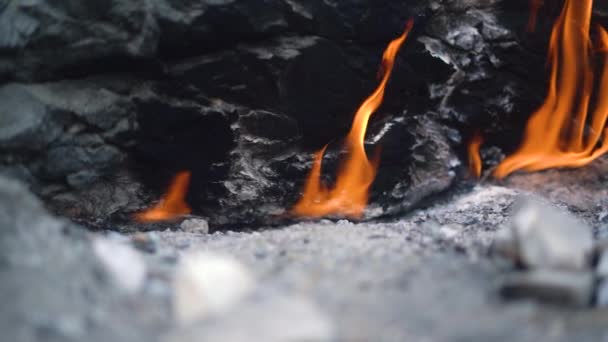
3,159,608,342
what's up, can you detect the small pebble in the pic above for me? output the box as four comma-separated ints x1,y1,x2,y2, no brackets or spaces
174,252,255,324
180,218,209,234
132,232,159,253
93,237,147,294
506,197,593,271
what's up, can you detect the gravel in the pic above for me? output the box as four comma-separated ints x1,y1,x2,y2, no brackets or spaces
4,161,608,341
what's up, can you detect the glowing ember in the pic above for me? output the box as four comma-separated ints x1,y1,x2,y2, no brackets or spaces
495,0,608,178
468,132,483,179
527,0,544,32
135,171,192,222
291,20,414,219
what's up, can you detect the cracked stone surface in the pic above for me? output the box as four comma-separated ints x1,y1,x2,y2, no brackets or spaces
0,0,571,229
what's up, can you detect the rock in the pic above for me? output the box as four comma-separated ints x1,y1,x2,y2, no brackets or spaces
0,84,61,150
597,280,608,307
506,197,594,271
0,0,580,230
0,175,163,342
180,218,209,234
0,0,159,81
500,270,594,307
596,244,608,279
491,227,519,263
93,236,147,293
165,294,333,342
132,232,160,253
174,252,255,324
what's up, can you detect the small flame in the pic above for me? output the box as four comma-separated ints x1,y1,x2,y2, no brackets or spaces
495,0,608,178
468,132,483,178
527,0,544,32
291,20,414,219
135,171,192,222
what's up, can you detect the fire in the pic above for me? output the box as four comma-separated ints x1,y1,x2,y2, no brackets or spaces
495,0,608,178
468,132,483,179
600,27,608,53
527,0,544,32
291,20,414,219
135,171,192,222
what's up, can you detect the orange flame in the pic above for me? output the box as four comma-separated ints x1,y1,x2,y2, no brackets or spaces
291,20,414,219
468,132,483,178
527,0,544,32
135,171,192,222
599,26,608,52
495,0,608,178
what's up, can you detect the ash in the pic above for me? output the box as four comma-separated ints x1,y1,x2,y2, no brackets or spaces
2,159,608,342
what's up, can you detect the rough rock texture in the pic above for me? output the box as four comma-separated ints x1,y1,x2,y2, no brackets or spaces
0,0,604,229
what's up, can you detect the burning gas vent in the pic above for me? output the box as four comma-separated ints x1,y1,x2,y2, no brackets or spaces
3,1,608,341
0,0,606,232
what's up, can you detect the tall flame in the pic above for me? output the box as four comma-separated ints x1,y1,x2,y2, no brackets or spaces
291,20,414,219
468,132,483,179
135,171,192,222
495,0,608,178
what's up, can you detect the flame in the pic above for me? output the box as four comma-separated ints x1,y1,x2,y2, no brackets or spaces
291,20,414,219
599,26,608,52
495,0,608,178
468,132,483,178
135,171,192,222
527,0,544,32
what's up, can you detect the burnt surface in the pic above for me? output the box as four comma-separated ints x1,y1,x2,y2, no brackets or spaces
1,0,602,229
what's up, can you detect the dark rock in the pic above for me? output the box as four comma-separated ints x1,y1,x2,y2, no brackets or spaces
0,0,428,82
0,0,159,81
0,84,61,150
368,115,457,218
500,270,594,307
2,0,596,229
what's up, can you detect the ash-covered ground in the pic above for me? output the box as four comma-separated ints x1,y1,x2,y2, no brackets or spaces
3,159,608,342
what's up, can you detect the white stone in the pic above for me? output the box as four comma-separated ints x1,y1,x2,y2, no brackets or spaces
93,237,147,294
174,252,255,325
508,197,593,271
491,226,518,261
439,225,459,239
164,294,333,342
180,218,209,234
